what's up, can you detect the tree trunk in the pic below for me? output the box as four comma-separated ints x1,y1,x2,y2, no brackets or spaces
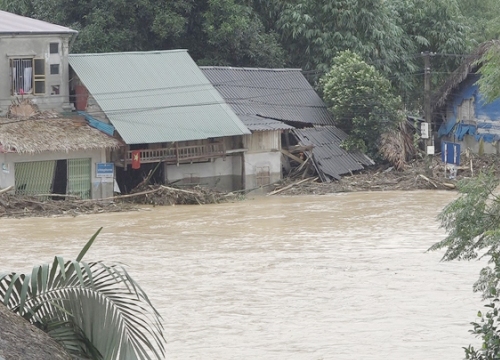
0,304,72,360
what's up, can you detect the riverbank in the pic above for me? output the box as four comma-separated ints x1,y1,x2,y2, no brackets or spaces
1,154,498,218
268,153,500,196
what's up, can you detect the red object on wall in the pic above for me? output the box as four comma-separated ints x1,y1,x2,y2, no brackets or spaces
75,85,89,111
131,150,141,169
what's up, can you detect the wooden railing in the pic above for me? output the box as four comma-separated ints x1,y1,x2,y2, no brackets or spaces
123,143,226,165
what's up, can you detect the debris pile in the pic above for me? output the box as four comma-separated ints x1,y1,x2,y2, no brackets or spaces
0,184,243,218
119,185,243,206
270,153,500,196
0,193,135,218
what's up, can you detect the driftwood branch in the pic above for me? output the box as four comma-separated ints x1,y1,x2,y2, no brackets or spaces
418,174,438,188
33,194,81,199
267,177,317,196
0,186,13,195
79,188,161,202
160,186,197,195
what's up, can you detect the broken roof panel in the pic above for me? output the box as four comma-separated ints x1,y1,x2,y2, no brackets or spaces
293,126,374,181
200,67,333,125
69,51,250,145
0,10,77,34
239,115,294,131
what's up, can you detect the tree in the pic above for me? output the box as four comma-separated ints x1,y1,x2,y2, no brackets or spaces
277,0,409,76
0,0,285,68
387,0,471,108
477,41,500,104
320,51,404,157
197,0,285,67
0,228,165,360
429,172,500,358
457,0,500,43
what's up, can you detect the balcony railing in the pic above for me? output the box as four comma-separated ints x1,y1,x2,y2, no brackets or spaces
121,143,226,166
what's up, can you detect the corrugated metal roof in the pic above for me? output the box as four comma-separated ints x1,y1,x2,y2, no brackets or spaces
239,114,294,131
0,10,77,34
293,126,374,181
69,51,250,144
200,67,334,125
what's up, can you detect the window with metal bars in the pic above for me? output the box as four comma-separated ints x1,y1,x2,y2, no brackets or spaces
10,58,46,95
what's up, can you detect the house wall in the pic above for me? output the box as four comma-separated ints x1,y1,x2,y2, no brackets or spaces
438,75,500,154
165,154,243,191
0,148,113,199
242,131,282,194
243,152,282,193
70,74,110,122
243,131,280,152
0,34,73,115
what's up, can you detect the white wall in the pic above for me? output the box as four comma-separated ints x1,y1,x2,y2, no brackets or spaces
165,154,243,191
243,152,281,193
0,148,113,199
0,34,73,115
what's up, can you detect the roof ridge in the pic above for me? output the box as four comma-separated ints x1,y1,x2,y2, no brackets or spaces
69,49,188,57
0,10,77,34
199,66,303,72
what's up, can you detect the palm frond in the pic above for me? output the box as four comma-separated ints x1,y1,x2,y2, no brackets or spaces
0,258,165,360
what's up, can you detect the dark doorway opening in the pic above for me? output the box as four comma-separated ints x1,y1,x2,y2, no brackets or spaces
116,162,164,194
52,160,67,200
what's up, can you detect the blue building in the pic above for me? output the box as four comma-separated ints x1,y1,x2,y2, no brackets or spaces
433,40,500,154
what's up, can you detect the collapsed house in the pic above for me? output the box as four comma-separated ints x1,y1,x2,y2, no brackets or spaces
201,67,374,183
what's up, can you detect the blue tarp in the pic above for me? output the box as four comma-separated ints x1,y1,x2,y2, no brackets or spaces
455,124,476,140
477,122,493,129
77,111,115,136
438,117,456,137
475,133,498,143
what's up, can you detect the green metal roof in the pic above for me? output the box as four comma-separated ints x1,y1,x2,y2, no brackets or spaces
69,50,250,144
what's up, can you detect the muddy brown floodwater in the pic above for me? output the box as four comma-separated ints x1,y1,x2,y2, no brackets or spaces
0,191,485,359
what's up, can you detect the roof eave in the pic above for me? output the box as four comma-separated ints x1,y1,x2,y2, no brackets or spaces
0,31,77,35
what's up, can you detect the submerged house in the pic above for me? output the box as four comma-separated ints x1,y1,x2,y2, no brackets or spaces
201,67,374,184
0,11,121,199
68,50,251,193
435,40,500,154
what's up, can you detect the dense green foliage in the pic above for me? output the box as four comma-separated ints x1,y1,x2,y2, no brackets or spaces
477,43,500,104
430,172,500,358
2,0,498,109
457,0,500,44
388,0,470,105
321,51,404,157
1,0,499,140
0,228,165,360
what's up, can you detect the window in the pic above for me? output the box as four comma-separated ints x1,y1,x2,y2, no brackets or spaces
256,166,271,186
34,59,46,94
51,85,60,95
49,43,59,54
458,98,474,122
10,58,45,95
50,64,59,75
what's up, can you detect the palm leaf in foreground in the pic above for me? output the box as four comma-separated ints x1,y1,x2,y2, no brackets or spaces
0,253,165,359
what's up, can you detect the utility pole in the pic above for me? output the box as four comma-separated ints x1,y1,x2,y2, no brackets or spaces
422,51,434,176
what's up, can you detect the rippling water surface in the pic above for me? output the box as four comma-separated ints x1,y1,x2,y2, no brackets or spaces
0,191,483,359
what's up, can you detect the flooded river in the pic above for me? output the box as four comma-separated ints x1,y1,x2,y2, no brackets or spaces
0,191,484,359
